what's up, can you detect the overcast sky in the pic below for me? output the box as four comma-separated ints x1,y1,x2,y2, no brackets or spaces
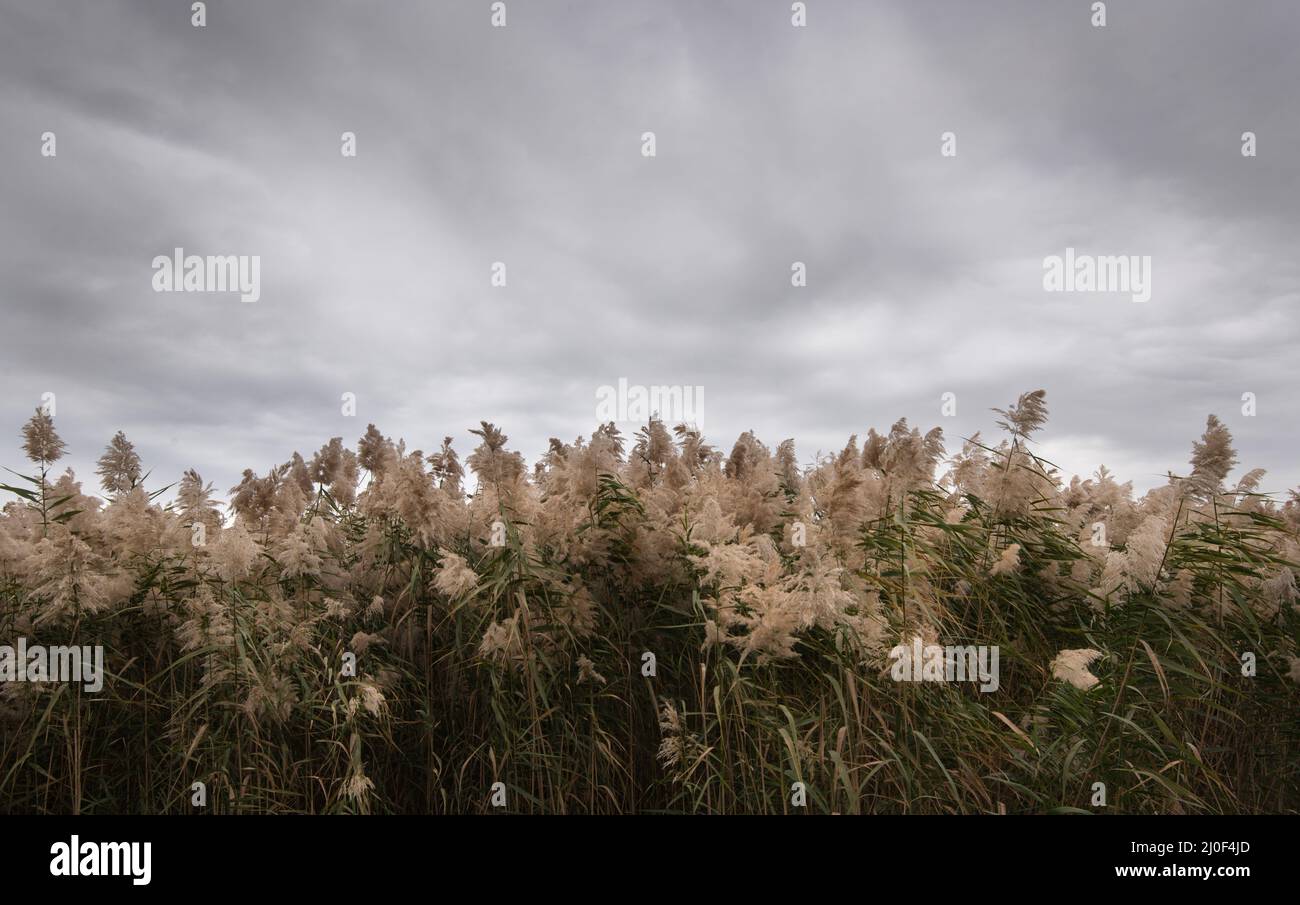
1,0,1297,501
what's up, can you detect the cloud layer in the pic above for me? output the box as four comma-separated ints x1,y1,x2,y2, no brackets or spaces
1,0,1296,497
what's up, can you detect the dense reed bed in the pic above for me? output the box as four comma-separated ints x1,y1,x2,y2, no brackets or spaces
1,391,1296,814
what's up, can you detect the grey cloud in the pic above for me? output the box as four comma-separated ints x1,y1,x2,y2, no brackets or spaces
0,0,1296,500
